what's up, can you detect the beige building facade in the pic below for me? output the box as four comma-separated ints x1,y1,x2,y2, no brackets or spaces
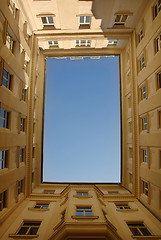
0,0,161,239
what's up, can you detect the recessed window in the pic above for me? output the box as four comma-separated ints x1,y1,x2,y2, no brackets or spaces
153,0,161,19
20,117,25,132
108,191,119,194
138,54,145,72
8,0,16,18
0,150,8,169
138,27,144,43
76,192,88,196
157,72,161,89
15,221,41,236
158,110,161,128
76,207,93,217
0,190,7,211
127,222,152,236
41,16,54,27
24,59,29,73
79,16,91,28
44,190,55,194
34,203,49,209
0,108,9,128
21,83,26,101
48,41,58,47
140,84,147,100
142,148,148,163
141,116,148,131
19,148,24,163
107,40,118,46
2,68,12,90
115,203,131,210
6,31,14,52
114,14,128,26
142,180,149,196
155,33,161,53
76,40,91,47
18,180,23,195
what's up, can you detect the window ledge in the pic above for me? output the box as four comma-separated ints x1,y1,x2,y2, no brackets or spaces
116,208,138,212
73,195,92,198
79,25,90,29
71,216,99,220
132,236,161,239
28,207,49,211
8,234,39,238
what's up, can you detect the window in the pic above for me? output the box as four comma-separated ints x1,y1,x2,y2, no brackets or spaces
142,148,148,163
127,222,152,236
141,116,148,131
115,203,131,210
153,0,161,19
15,221,41,236
107,39,118,46
34,203,49,209
0,108,9,128
24,59,29,73
19,148,24,163
76,192,88,196
6,32,14,52
129,173,133,184
8,0,16,18
142,180,149,196
157,71,161,89
129,147,133,158
0,150,8,169
159,110,161,128
21,83,26,101
76,40,91,47
41,16,54,27
138,27,144,43
0,190,7,211
138,54,145,71
2,68,12,90
140,84,147,100
114,14,128,26
76,207,93,217
20,117,25,132
155,33,161,53
18,180,23,195
79,16,91,28
44,190,55,194
48,40,58,47
108,191,119,194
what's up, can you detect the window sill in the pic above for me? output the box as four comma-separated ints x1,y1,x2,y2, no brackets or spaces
131,235,161,239
71,216,99,220
8,234,39,238
116,208,138,212
79,25,90,29
28,207,49,211
73,195,92,199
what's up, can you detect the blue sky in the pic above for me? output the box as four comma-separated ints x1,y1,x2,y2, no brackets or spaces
43,56,121,182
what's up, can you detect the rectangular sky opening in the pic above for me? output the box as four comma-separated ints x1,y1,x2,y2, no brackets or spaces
43,56,121,183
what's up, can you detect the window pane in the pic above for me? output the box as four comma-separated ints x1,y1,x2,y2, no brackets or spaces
0,160,2,169
48,17,54,23
41,17,47,24
28,227,39,235
86,16,90,23
80,16,84,23
0,109,5,118
130,227,141,236
85,211,93,216
140,227,152,236
17,227,28,235
76,211,84,216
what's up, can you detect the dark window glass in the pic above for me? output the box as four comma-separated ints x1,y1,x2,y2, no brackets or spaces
41,17,47,24
48,17,54,23
130,228,141,236
140,228,152,236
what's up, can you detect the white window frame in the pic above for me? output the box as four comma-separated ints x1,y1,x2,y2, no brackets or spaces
155,33,161,53
79,16,91,26
114,14,128,26
41,16,54,27
76,40,91,47
142,180,149,196
107,40,118,46
48,40,58,47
